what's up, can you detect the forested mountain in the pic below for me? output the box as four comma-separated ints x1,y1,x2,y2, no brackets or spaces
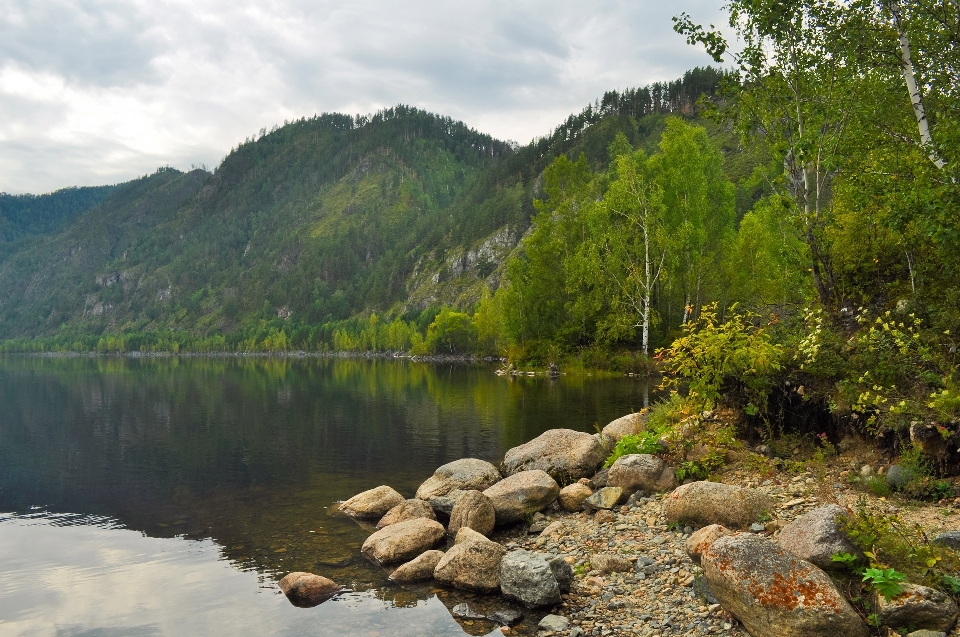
0,70,736,351
0,185,118,256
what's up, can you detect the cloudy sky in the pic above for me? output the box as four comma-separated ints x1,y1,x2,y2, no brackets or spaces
0,1,728,194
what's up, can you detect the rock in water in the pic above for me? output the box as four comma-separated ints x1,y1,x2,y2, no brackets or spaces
583,486,623,510
448,490,496,537
415,458,502,500
482,470,560,525
558,483,593,511
701,533,869,637
777,504,863,570
500,550,563,608
376,499,436,529
388,550,444,583
278,572,339,607
607,454,677,494
601,412,647,441
500,429,606,482
339,485,405,519
663,481,774,529
487,609,523,626
874,584,959,633
451,603,487,620
433,531,507,593
361,518,445,565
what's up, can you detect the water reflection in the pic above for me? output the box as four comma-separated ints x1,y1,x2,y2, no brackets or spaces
0,356,655,636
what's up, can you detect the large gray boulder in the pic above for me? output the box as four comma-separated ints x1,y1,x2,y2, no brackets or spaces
376,499,436,529
415,458,502,500
339,485,405,519
500,550,571,608
448,489,496,537
777,504,863,570
602,412,647,441
388,550,444,583
607,454,677,494
482,470,560,525
701,533,869,637
663,481,774,529
360,518,445,565
433,528,507,593
874,584,959,633
278,572,340,607
500,429,606,482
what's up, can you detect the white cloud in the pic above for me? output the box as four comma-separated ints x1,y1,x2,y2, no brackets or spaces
0,0,730,194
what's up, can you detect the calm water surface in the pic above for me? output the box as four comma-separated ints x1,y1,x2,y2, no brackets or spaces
0,356,654,636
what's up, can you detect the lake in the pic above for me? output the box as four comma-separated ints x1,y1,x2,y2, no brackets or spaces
0,356,655,636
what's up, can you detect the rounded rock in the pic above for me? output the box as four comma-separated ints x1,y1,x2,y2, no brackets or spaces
339,485,405,520
448,489,496,537
278,572,339,607
415,458,502,501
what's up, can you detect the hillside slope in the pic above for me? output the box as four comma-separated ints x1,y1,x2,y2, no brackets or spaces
0,70,742,348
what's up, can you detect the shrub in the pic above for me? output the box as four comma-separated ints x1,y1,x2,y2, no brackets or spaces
658,303,783,414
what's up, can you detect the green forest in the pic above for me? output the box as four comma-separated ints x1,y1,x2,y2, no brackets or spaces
2,2,959,449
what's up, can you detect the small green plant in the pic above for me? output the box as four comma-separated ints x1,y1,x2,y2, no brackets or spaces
675,450,727,482
862,567,907,600
943,575,960,594
604,428,666,467
864,475,892,497
831,552,861,571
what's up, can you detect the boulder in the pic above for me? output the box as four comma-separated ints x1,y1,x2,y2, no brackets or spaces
584,486,623,510
433,531,507,593
777,504,863,570
278,572,340,607
360,518,445,565
663,481,774,529
591,467,610,488
549,554,573,592
874,584,959,633
500,550,563,608
906,631,947,637
684,524,731,566
933,531,960,551
388,549,444,583
415,458,502,500
448,490,496,537
339,485,405,519
607,454,677,494
701,533,869,637
602,412,647,441
453,526,487,545
482,470,560,525
558,483,593,511
500,429,606,482
591,553,633,573
376,499,436,529
886,464,914,489
427,489,467,517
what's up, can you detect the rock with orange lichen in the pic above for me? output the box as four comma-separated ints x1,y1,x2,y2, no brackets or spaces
701,533,869,637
